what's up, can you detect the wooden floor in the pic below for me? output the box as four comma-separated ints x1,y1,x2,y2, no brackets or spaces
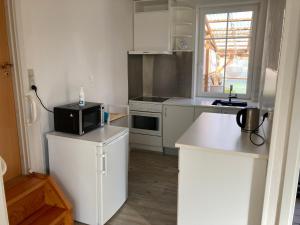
294,199,300,225
75,150,178,225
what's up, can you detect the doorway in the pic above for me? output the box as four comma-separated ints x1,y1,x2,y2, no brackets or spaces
0,0,22,181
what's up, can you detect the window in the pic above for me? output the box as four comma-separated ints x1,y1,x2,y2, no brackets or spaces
197,6,257,97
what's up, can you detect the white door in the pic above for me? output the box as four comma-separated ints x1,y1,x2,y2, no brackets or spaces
163,105,194,148
101,132,129,224
0,157,9,225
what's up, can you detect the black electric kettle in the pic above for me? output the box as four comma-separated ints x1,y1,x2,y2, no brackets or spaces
236,107,260,132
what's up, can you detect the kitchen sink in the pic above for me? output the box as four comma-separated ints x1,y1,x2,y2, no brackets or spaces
212,99,248,107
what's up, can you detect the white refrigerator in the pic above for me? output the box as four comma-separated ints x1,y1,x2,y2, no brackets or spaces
47,126,129,225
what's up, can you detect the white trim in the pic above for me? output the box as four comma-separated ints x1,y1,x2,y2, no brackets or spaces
261,0,300,224
278,43,300,225
4,0,30,174
276,1,300,224
196,4,259,99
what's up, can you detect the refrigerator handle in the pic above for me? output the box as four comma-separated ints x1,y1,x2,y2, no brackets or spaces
102,152,107,175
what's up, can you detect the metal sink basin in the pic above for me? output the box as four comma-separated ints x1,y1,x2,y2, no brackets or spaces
212,99,248,107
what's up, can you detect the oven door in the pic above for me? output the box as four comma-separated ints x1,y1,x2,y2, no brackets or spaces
129,110,162,136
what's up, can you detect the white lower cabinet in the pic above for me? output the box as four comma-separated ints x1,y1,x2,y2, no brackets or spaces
163,105,241,148
163,105,194,148
178,148,267,225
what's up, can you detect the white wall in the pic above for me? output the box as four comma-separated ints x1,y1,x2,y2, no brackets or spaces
14,0,133,172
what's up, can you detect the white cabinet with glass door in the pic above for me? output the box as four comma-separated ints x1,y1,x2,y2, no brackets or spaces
163,105,194,148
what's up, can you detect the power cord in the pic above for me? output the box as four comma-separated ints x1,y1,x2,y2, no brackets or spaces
249,112,269,146
31,85,54,113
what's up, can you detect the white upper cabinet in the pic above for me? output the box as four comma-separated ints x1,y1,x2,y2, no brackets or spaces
134,0,171,52
132,0,195,53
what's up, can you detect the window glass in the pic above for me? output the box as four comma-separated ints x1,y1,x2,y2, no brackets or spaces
201,10,254,95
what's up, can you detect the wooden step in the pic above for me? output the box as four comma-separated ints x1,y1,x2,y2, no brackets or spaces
5,175,47,206
7,186,46,224
20,205,67,225
5,174,74,225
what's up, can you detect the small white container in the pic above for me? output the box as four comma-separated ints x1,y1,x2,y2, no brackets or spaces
79,87,85,107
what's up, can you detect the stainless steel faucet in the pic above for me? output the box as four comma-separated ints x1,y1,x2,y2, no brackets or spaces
228,85,237,103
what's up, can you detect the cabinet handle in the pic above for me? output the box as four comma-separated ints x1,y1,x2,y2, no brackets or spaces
165,108,167,117
102,153,107,175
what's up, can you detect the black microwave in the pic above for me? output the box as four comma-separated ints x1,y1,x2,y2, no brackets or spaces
54,102,104,135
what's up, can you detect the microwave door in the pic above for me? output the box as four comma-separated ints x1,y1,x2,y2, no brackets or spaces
82,108,101,134
54,109,79,135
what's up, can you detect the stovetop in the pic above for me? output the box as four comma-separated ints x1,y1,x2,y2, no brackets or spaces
131,96,169,103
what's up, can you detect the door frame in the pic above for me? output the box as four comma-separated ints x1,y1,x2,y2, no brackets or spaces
261,0,300,224
2,0,30,175
277,42,300,225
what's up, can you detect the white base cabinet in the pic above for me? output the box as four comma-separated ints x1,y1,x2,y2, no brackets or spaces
163,105,243,148
178,148,267,225
163,105,194,148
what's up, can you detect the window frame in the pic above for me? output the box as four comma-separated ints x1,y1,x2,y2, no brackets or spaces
196,4,259,99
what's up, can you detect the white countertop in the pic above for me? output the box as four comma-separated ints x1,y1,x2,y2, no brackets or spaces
175,113,269,159
47,125,128,146
164,97,258,108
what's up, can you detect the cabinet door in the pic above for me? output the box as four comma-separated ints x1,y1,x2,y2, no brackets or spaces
194,107,221,121
134,11,170,51
101,133,129,224
163,105,194,148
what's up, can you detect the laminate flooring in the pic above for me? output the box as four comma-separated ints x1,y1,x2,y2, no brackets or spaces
75,150,178,225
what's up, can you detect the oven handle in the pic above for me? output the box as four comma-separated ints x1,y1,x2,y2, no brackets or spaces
129,110,162,118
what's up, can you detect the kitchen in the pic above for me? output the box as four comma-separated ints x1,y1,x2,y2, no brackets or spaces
0,0,299,225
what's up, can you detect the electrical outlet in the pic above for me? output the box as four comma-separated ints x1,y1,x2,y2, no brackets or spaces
28,69,35,89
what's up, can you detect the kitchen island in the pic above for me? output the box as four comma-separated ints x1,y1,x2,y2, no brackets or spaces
175,113,269,225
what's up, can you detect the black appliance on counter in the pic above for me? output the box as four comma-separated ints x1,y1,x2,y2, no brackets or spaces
54,102,104,135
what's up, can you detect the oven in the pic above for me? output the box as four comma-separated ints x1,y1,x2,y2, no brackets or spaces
129,110,162,136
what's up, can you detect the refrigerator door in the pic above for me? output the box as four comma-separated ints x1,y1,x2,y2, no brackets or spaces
100,132,129,224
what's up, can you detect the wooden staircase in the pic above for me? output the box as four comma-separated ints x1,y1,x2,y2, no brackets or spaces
4,173,73,225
